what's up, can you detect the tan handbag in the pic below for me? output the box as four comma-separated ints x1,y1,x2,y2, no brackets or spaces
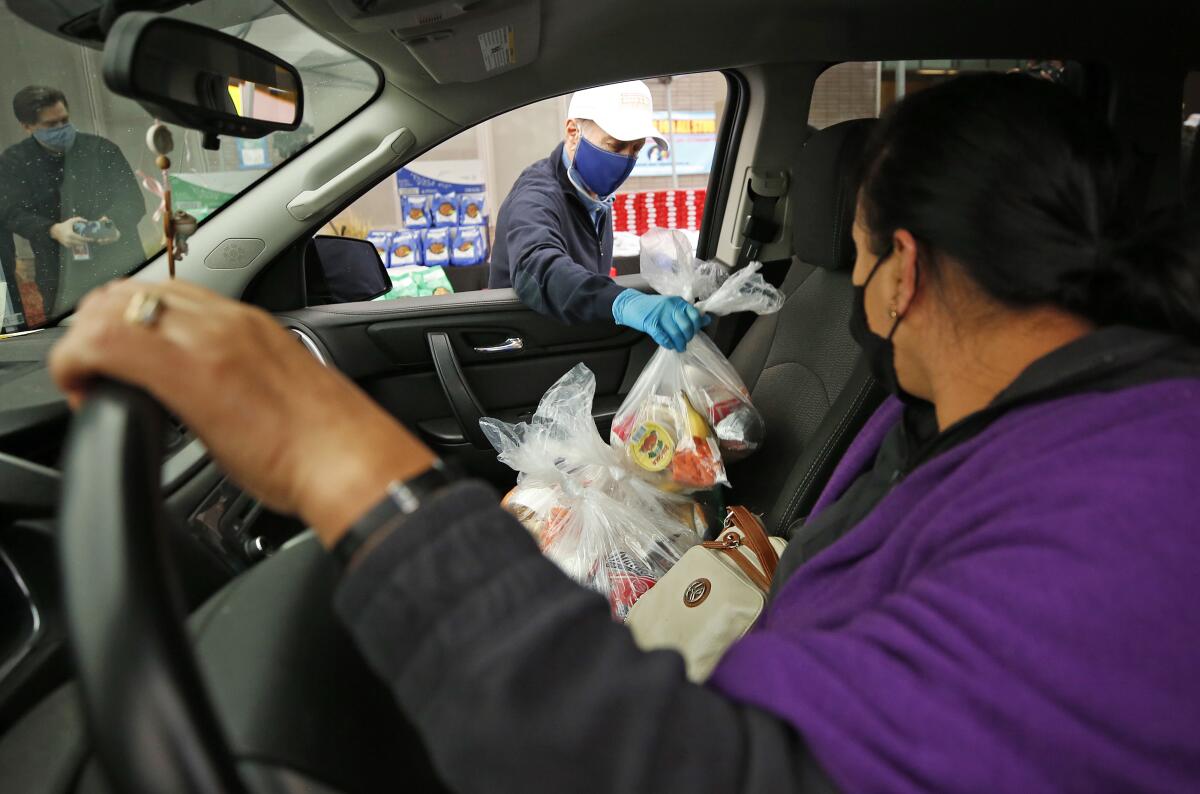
626,505,787,682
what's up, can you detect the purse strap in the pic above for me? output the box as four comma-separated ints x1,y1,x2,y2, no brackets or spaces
727,505,779,580
701,506,779,593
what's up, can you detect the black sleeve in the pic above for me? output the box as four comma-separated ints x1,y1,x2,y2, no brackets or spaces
499,191,624,325
99,142,145,236
0,155,55,247
335,481,838,794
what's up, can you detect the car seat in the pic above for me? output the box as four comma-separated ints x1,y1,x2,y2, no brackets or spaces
725,119,885,536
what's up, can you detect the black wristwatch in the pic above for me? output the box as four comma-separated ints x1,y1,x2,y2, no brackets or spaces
331,460,455,570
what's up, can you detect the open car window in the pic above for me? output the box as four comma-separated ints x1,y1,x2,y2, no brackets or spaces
0,0,379,335
328,72,728,303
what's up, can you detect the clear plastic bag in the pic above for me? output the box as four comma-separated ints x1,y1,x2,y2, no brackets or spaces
610,229,783,486
609,332,764,488
640,227,784,315
482,364,702,620
696,261,785,317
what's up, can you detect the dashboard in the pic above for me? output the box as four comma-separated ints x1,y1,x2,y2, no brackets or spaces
0,326,305,734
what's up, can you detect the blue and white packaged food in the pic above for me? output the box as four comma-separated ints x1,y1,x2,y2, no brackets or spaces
450,226,486,266
366,229,394,266
458,192,486,226
401,194,431,228
423,227,451,265
432,192,459,227
389,229,422,266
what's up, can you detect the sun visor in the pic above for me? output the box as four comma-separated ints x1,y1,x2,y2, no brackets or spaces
328,0,540,83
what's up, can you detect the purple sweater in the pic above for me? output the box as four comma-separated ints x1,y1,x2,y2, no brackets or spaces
710,381,1200,792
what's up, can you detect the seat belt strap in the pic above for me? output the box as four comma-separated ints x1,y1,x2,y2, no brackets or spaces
711,189,778,353
710,171,787,355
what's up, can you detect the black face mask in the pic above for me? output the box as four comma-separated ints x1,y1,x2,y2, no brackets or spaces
849,246,915,401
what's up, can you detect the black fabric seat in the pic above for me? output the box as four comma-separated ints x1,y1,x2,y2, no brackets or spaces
725,119,885,536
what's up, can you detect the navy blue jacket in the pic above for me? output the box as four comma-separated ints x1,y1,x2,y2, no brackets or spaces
488,143,623,324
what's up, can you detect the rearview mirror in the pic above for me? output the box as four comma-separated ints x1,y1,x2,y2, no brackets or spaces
305,236,391,306
102,12,302,144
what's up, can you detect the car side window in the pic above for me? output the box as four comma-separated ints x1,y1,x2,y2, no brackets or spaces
330,72,728,303
810,59,1045,130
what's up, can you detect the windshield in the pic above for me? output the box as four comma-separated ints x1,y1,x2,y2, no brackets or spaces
0,0,379,335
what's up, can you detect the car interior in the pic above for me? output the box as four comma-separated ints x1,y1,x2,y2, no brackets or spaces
0,0,1197,791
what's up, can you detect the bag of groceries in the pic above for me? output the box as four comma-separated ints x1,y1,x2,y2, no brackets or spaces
481,364,702,620
609,229,784,491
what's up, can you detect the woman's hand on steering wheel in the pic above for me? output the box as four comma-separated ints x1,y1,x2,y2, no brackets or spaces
49,279,436,542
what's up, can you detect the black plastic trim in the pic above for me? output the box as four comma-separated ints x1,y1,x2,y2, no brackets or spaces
697,69,750,261
0,452,59,515
427,332,490,449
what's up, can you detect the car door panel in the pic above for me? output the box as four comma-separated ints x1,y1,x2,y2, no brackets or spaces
276,277,653,488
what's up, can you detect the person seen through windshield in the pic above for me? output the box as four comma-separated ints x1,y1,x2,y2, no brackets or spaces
0,85,145,320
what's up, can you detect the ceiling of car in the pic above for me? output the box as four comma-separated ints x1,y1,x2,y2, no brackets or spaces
10,0,1199,129
280,0,1199,126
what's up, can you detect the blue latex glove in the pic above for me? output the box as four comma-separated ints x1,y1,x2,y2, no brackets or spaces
612,289,711,352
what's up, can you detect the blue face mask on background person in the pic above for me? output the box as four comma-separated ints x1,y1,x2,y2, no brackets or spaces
571,135,637,198
33,123,77,154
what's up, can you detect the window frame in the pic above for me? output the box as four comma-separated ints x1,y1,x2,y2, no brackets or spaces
306,69,746,291
696,69,749,261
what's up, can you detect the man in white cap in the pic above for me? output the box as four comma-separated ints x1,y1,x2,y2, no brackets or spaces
488,80,709,351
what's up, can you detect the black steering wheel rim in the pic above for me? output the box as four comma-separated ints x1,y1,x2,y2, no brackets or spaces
58,380,245,794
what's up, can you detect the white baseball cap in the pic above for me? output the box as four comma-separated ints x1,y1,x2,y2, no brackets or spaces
567,80,668,150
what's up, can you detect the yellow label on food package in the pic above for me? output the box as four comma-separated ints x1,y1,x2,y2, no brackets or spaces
628,421,675,472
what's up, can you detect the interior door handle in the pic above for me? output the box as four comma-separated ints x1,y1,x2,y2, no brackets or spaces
427,332,490,449
473,337,524,354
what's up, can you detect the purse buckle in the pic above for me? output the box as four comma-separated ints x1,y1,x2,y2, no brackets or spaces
722,507,765,532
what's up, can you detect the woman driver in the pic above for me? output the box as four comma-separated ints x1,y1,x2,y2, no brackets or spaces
50,74,1200,791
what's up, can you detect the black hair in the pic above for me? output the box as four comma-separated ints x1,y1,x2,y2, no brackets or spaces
13,85,68,126
859,72,1200,341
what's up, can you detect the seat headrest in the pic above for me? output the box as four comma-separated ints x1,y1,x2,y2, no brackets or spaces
791,118,877,270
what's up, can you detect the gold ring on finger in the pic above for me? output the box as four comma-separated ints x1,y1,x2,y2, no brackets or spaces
123,290,164,328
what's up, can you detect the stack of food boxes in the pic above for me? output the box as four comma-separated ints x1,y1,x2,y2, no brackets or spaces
611,189,707,236
369,191,489,270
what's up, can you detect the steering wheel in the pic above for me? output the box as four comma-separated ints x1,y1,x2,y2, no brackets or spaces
57,382,441,793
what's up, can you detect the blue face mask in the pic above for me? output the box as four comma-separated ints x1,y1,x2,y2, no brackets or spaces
33,123,77,154
571,135,638,198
